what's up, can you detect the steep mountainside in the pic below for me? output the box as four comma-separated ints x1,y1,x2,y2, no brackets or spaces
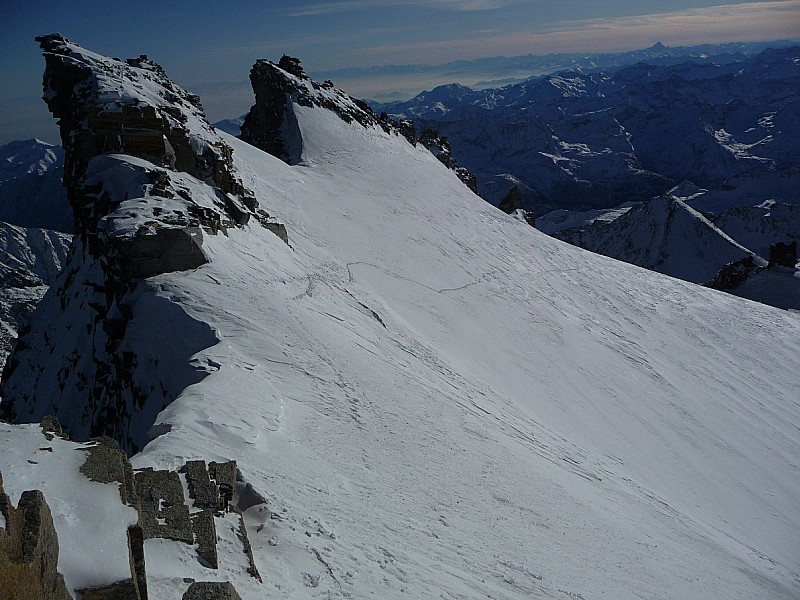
378,46,800,214
0,139,71,232
553,193,761,283
1,37,799,600
0,222,70,372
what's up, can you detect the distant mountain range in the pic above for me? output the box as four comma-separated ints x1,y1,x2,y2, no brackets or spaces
375,45,800,216
0,138,71,232
317,40,799,99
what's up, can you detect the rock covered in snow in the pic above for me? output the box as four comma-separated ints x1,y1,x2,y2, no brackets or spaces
0,35,284,449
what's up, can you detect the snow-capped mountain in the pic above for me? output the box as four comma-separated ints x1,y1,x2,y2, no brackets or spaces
0,139,72,372
0,139,71,233
1,35,799,600
377,46,800,214
551,192,761,284
538,183,799,308
0,222,71,373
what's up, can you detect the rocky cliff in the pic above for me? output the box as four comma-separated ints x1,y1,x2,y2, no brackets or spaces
240,55,417,164
0,35,284,452
238,56,479,192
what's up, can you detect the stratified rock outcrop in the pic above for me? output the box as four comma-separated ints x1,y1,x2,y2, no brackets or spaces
0,35,283,451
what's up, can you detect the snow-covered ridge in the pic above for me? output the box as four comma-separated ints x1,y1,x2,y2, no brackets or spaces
239,55,417,165
1,36,799,600
237,55,477,191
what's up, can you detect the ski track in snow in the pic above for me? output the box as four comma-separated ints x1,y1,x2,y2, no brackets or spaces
122,107,800,599
6,100,797,598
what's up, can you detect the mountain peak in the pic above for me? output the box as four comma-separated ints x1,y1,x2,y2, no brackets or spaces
239,56,419,163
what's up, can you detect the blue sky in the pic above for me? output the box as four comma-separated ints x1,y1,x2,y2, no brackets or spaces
1,0,798,144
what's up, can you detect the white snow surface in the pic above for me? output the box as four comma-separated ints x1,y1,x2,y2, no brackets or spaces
101,105,800,598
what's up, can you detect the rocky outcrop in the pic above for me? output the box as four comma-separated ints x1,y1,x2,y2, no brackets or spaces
0,35,285,448
1,421,253,599
706,256,762,290
0,472,72,600
768,240,797,268
418,128,478,193
182,582,242,600
498,186,535,226
240,56,420,164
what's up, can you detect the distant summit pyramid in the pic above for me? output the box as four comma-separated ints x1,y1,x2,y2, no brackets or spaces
556,193,762,283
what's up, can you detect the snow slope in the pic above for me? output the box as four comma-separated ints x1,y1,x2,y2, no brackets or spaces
3,54,799,598
106,106,800,598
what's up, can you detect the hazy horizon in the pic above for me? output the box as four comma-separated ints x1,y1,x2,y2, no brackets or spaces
2,0,799,145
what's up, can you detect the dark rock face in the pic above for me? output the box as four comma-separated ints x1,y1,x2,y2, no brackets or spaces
1,35,286,449
707,256,761,290
239,58,304,163
498,186,523,213
497,186,536,226
0,472,72,600
768,240,797,268
419,128,478,193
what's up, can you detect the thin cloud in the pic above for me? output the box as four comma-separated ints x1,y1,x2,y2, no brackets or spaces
288,0,519,17
352,1,800,63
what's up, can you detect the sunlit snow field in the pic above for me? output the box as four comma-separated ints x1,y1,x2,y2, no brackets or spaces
103,106,800,598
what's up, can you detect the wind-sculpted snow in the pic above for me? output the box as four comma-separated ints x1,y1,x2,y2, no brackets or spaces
132,109,799,598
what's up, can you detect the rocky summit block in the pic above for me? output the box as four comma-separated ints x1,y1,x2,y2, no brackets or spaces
0,36,288,448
